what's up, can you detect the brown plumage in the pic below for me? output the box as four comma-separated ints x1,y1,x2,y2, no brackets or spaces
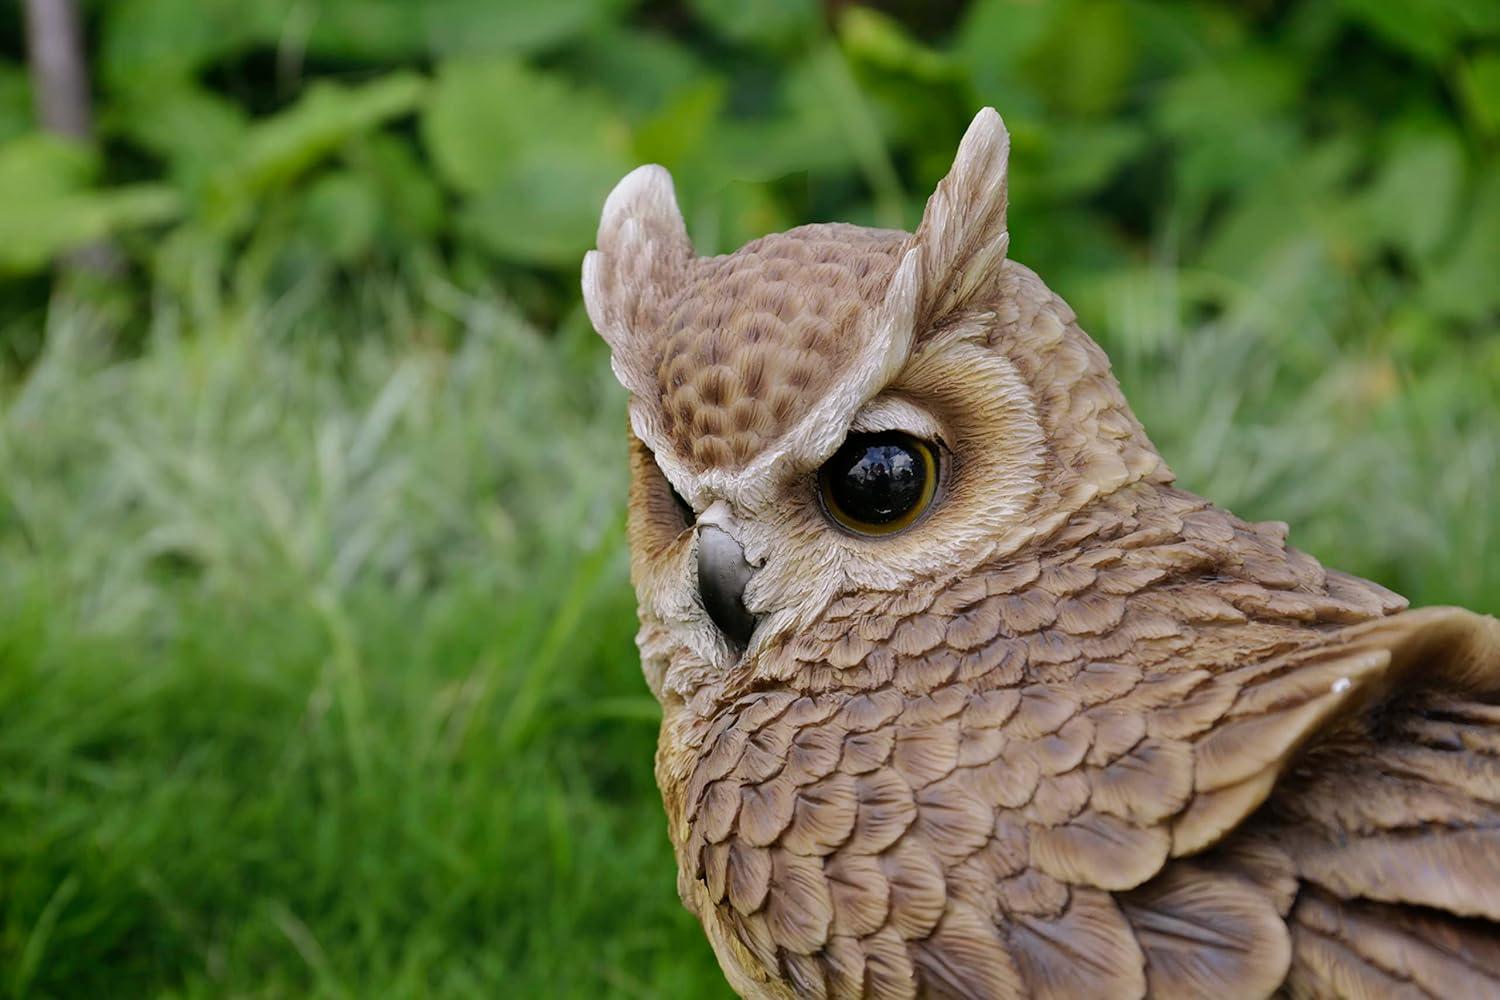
583,108,1500,998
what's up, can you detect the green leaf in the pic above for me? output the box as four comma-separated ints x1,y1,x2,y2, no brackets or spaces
1458,50,1500,136
205,73,428,231
839,7,957,83
302,0,623,60
1448,0,1500,34
1337,0,1466,63
1033,122,1146,198
0,135,97,200
635,80,727,176
1200,136,1362,281
347,135,445,241
1028,0,1137,116
422,0,625,56
1420,170,1500,323
300,0,428,60
422,59,630,264
100,0,288,88
297,171,382,263
0,138,147,270
0,186,180,275
955,0,1060,66
954,0,1063,112
711,181,793,255
1154,51,1302,210
0,63,31,144
559,29,708,121
1359,123,1464,261
715,47,887,186
423,59,628,196
688,0,821,50
107,82,250,189
459,157,629,266
1155,51,1301,137
1126,2,1249,70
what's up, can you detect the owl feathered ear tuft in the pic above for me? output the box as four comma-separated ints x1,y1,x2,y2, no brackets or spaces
582,165,695,397
912,107,1011,326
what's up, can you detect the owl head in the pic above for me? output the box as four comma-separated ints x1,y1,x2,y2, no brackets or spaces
584,109,1168,712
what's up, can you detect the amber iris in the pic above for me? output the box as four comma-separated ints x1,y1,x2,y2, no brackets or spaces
818,432,939,535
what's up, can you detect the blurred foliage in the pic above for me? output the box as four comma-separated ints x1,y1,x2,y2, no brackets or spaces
0,2,1498,995
0,0,1494,359
0,259,1492,998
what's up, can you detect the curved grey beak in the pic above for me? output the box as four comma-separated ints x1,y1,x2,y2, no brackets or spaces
696,525,757,647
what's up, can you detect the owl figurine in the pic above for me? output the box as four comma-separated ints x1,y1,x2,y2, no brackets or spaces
582,108,1500,998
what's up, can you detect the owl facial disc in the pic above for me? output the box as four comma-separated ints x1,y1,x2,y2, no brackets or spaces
696,524,757,647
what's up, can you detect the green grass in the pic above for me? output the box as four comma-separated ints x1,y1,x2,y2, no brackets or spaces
0,268,1495,996
0,286,728,997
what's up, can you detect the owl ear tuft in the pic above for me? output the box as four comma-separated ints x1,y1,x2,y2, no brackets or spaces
912,107,1011,326
582,165,695,396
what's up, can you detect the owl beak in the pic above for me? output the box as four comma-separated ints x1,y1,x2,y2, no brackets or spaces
696,524,758,648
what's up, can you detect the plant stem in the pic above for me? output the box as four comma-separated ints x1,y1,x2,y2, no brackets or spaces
23,0,119,277
23,0,93,140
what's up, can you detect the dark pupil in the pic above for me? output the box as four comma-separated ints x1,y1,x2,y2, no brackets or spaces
829,435,923,524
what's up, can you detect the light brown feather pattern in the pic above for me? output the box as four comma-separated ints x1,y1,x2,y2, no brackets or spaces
587,107,1500,998
652,226,905,472
670,490,1499,999
670,482,1500,998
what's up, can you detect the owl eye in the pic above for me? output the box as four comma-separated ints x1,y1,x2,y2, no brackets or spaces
818,432,939,536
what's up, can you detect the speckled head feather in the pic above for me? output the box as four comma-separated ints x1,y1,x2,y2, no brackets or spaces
588,110,1038,509
651,226,906,473
585,108,1500,999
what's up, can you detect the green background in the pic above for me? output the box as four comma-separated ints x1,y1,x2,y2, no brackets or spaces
0,0,1496,994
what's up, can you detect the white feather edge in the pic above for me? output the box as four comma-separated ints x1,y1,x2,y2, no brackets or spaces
915,107,1011,321
582,164,693,401
596,164,688,251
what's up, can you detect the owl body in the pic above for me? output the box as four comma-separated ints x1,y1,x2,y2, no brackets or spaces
585,110,1500,998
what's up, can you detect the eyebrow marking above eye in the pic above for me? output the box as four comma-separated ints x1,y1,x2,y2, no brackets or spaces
849,394,945,443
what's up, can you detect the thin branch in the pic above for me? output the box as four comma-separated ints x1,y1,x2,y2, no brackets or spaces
23,0,119,277
23,0,93,140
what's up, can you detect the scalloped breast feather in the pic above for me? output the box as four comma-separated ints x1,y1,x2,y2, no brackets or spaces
584,107,1500,999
